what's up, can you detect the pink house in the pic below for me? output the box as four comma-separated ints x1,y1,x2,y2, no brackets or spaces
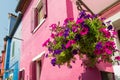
15,0,120,80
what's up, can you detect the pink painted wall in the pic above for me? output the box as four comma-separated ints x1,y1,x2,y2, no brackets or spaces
21,0,102,80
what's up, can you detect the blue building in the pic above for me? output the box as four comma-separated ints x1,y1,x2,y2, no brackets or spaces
3,13,22,80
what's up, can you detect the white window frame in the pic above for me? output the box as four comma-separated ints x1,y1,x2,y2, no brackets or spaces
32,51,45,61
32,19,45,33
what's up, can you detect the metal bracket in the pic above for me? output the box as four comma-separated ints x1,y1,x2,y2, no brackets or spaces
76,0,94,15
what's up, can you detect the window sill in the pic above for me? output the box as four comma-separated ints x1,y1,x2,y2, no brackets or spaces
32,18,46,33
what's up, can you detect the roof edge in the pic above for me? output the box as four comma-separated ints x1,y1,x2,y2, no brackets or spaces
15,0,32,13
15,0,23,13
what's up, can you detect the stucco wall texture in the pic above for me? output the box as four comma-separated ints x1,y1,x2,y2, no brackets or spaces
20,0,118,80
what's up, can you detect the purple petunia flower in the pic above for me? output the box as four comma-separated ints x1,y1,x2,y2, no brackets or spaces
106,20,111,24
53,49,62,55
63,32,69,38
84,14,91,19
51,58,56,66
75,34,81,41
45,54,48,58
81,21,85,26
92,14,98,18
72,49,78,55
94,42,104,55
107,25,113,30
62,44,66,50
65,27,70,32
95,42,102,50
48,47,53,52
79,10,86,18
63,28,70,38
81,23,90,31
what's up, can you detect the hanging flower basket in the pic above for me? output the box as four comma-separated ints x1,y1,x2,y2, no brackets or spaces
42,10,120,68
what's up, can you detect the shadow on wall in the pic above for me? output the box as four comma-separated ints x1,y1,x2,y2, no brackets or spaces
77,66,117,80
77,67,101,80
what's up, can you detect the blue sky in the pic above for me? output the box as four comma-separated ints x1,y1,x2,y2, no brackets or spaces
0,0,18,55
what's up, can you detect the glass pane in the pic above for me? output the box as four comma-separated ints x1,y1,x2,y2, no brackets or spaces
38,8,44,24
101,71,115,80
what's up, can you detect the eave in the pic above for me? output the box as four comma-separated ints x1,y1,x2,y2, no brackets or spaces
100,1,120,18
15,0,32,14
99,0,120,16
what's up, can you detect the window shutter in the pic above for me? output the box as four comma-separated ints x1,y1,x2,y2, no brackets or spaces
18,71,22,80
32,61,36,80
29,62,32,80
30,61,36,80
31,8,38,32
22,70,25,80
34,8,38,28
18,70,25,80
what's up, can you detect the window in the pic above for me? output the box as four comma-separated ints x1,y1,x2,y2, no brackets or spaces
29,51,45,80
29,60,42,80
18,69,25,80
12,41,15,57
31,0,47,33
101,71,115,80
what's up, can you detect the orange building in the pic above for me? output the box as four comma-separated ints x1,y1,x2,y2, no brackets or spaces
0,38,7,80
